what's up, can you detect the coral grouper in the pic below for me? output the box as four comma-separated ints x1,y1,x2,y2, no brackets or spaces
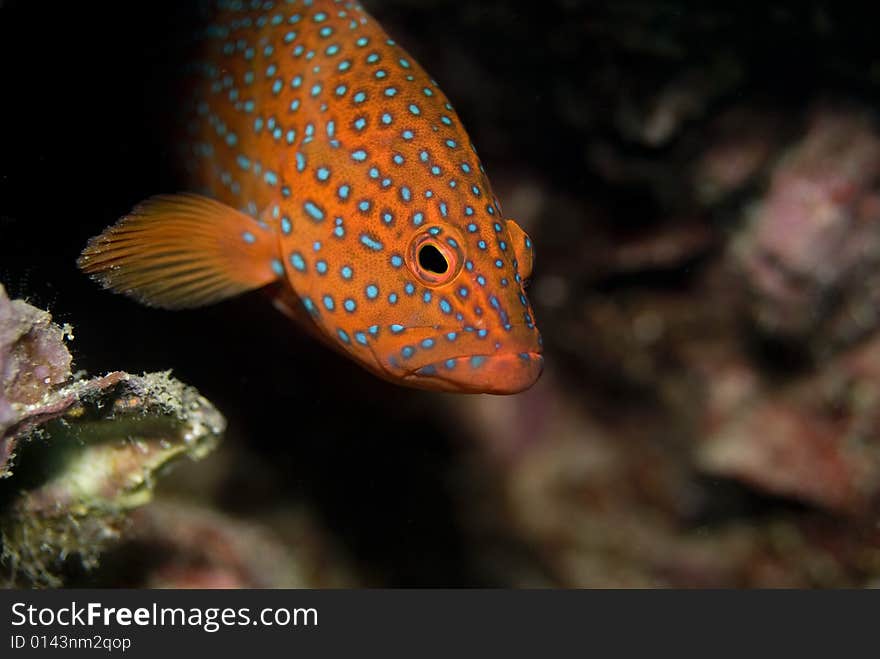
79,0,542,394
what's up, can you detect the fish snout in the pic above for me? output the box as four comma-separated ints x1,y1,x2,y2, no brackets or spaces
408,350,543,394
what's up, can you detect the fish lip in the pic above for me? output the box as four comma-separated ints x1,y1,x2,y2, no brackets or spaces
401,350,544,395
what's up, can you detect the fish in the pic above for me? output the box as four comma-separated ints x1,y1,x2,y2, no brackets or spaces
78,0,543,394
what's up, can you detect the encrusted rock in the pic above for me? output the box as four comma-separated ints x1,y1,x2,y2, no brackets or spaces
0,284,225,586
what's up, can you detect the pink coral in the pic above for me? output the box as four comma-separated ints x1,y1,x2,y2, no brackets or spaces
738,106,880,346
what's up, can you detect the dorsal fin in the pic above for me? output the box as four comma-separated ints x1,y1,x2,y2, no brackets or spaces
78,193,283,309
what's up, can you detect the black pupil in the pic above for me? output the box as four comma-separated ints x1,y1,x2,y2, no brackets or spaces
418,244,449,274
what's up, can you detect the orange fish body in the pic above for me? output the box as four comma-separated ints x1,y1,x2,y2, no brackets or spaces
79,0,542,394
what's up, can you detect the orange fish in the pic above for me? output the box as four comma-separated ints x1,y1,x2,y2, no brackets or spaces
78,0,542,394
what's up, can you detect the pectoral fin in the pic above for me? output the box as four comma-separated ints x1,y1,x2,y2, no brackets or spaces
505,219,534,280
78,193,282,309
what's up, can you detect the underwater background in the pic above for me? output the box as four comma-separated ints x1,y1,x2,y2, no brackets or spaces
2,0,880,587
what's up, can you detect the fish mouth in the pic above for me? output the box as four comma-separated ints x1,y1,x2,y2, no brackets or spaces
401,351,544,395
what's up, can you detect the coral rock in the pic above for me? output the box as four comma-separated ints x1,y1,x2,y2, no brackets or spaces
736,106,880,352
699,334,880,514
0,284,225,586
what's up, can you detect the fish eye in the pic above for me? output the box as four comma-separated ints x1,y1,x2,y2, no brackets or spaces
407,227,462,286
418,244,448,274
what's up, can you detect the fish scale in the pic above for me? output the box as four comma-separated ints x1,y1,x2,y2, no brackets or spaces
79,0,543,394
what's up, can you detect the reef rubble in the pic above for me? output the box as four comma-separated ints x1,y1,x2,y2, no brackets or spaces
0,284,224,586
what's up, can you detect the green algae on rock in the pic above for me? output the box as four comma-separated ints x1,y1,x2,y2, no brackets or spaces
0,284,225,586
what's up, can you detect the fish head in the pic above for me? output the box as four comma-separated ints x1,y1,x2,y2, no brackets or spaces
331,206,542,395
